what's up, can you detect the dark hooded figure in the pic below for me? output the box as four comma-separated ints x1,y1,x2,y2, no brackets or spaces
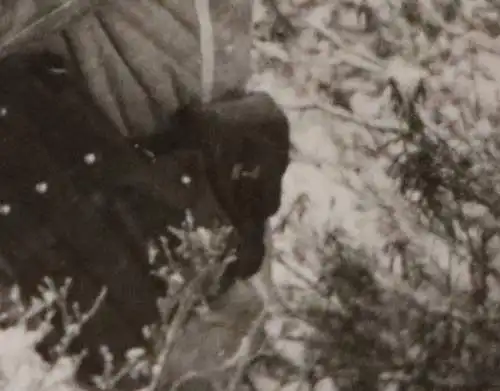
0,1,290,388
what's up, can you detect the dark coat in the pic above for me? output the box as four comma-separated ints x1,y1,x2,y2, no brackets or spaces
0,51,290,387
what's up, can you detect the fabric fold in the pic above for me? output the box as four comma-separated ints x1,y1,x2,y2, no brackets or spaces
0,0,253,136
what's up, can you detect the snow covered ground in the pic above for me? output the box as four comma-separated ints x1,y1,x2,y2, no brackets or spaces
250,0,500,301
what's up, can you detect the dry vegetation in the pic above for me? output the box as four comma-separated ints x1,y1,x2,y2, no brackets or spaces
3,0,500,390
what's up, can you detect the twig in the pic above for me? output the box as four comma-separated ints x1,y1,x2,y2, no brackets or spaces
0,0,111,58
283,98,405,133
